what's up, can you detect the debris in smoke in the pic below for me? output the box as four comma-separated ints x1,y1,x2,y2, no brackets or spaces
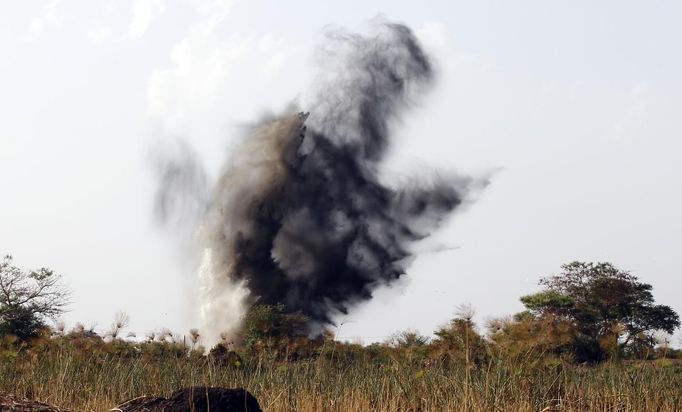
154,20,485,347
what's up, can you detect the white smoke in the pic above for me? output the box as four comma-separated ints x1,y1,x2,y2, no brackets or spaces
195,113,308,347
197,248,248,348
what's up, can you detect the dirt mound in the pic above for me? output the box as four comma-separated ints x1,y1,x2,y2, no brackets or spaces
0,393,69,412
112,387,261,412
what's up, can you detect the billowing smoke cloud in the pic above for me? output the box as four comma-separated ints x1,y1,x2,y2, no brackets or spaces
155,21,481,346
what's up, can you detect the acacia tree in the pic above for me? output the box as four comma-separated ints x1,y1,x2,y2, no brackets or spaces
0,255,70,341
521,261,679,362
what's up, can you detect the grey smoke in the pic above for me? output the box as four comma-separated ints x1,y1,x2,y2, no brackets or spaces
155,20,483,342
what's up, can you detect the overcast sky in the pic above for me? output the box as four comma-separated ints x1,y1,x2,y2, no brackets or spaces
1,0,680,345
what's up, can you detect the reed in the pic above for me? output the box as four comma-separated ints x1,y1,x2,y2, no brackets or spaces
1,345,680,411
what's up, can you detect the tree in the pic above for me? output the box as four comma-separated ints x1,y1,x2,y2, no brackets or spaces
0,255,70,341
521,261,679,362
241,304,309,359
385,329,430,363
386,329,429,349
431,304,488,367
488,311,576,364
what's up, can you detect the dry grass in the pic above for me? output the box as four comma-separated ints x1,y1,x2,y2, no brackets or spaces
1,346,680,411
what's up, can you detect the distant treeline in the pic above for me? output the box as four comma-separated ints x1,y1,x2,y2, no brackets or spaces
1,256,680,365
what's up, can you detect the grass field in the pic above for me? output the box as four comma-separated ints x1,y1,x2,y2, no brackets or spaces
1,345,680,412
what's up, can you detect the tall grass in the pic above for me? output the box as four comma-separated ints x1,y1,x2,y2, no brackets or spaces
1,346,680,411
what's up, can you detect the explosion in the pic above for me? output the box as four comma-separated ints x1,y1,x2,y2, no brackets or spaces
155,21,481,347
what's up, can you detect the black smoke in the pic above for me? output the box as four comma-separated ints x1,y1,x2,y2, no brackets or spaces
156,21,479,334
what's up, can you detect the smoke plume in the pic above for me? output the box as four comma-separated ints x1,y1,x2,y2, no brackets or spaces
155,21,480,346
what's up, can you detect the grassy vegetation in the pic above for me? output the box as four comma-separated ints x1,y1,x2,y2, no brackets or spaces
1,336,681,412
2,260,680,411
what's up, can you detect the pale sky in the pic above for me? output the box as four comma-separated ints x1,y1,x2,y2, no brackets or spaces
1,0,680,345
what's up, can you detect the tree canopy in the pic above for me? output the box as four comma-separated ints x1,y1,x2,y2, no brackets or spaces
0,255,70,341
519,261,679,362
